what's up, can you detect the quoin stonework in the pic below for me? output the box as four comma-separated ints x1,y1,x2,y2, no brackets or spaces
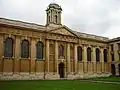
0,3,120,80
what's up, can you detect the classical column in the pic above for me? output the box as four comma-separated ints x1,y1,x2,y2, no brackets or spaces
114,43,119,62
55,41,58,74
108,45,112,73
46,40,49,72
14,36,21,73
100,48,104,72
92,47,96,73
83,45,87,73
74,44,78,73
67,43,70,73
30,38,36,73
0,35,4,73
114,43,119,75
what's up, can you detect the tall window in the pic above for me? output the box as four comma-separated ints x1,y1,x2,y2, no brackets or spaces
104,49,107,62
118,43,120,51
36,41,44,59
77,46,82,61
87,47,91,61
70,46,74,59
55,15,57,23
4,38,13,57
21,40,29,58
59,45,64,56
96,48,100,62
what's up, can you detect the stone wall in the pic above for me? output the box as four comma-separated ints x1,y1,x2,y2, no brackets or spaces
0,72,111,80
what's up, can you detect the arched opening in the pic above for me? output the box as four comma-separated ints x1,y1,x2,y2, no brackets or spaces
4,38,13,57
21,40,29,58
59,63,64,78
104,49,107,62
77,46,82,61
36,41,44,59
87,47,91,61
111,64,116,76
96,48,100,62
59,45,64,57
118,64,120,76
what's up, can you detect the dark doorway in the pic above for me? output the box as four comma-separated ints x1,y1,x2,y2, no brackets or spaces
111,64,116,76
118,64,120,76
59,63,64,78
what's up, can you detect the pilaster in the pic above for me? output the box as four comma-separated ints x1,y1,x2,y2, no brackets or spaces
74,44,78,73
55,41,58,74
46,40,49,72
67,43,70,73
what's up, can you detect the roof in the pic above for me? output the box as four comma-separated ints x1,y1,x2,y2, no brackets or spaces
0,17,45,31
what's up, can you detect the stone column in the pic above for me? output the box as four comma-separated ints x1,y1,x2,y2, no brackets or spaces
92,47,96,73
108,45,112,73
114,43,119,62
83,45,87,73
46,40,49,72
55,41,58,74
30,38,36,73
114,43,119,75
14,36,21,73
74,44,78,73
67,43,70,73
0,35,3,73
100,48,104,72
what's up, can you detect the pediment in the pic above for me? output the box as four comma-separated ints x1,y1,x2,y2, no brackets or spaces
50,26,77,37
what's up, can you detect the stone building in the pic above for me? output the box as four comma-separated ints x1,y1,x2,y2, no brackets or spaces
0,3,120,80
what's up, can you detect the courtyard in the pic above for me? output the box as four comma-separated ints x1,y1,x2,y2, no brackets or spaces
0,77,120,90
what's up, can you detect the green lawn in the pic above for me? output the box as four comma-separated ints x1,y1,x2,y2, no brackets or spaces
0,80,120,90
88,76,120,82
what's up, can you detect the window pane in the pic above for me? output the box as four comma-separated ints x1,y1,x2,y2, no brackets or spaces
4,38,13,57
36,41,43,59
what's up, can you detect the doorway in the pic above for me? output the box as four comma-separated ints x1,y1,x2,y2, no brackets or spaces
111,64,116,76
118,64,120,76
59,63,64,78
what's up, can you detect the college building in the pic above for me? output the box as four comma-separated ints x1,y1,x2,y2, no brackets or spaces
0,3,120,80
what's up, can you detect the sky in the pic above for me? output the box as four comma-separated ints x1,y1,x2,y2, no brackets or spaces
0,0,120,39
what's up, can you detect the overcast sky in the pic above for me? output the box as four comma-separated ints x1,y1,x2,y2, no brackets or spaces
0,0,120,39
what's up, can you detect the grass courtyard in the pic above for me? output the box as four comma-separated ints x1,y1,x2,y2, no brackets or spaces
0,79,120,90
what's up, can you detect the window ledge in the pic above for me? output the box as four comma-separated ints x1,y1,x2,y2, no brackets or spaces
36,58,45,61
2,56,14,60
20,57,30,60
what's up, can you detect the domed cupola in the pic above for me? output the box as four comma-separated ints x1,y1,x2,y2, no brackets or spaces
46,2,62,26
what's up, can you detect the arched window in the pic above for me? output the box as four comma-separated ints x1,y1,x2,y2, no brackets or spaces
4,38,13,57
96,48,100,62
55,15,57,23
70,46,74,59
21,40,29,58
36,41,44,59
87,47,91,61
59,45,64,56
77,46,82,61
104,49,107,62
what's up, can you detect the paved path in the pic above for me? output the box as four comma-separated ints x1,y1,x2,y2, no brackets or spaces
80,80,120,84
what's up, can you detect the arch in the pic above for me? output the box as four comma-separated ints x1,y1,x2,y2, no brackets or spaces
58,63,64,78
21,40,29,58
70,46,74,59
111,64,116,76
96,48,100,62
4,38,13,57
118,64,120,76
87,47,91,61
77,46,82,61
104,49,107,62
59,45,64,57
55,15,57,23
36,41,44,59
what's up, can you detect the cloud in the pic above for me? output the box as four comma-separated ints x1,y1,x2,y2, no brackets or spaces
0,0,120,39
